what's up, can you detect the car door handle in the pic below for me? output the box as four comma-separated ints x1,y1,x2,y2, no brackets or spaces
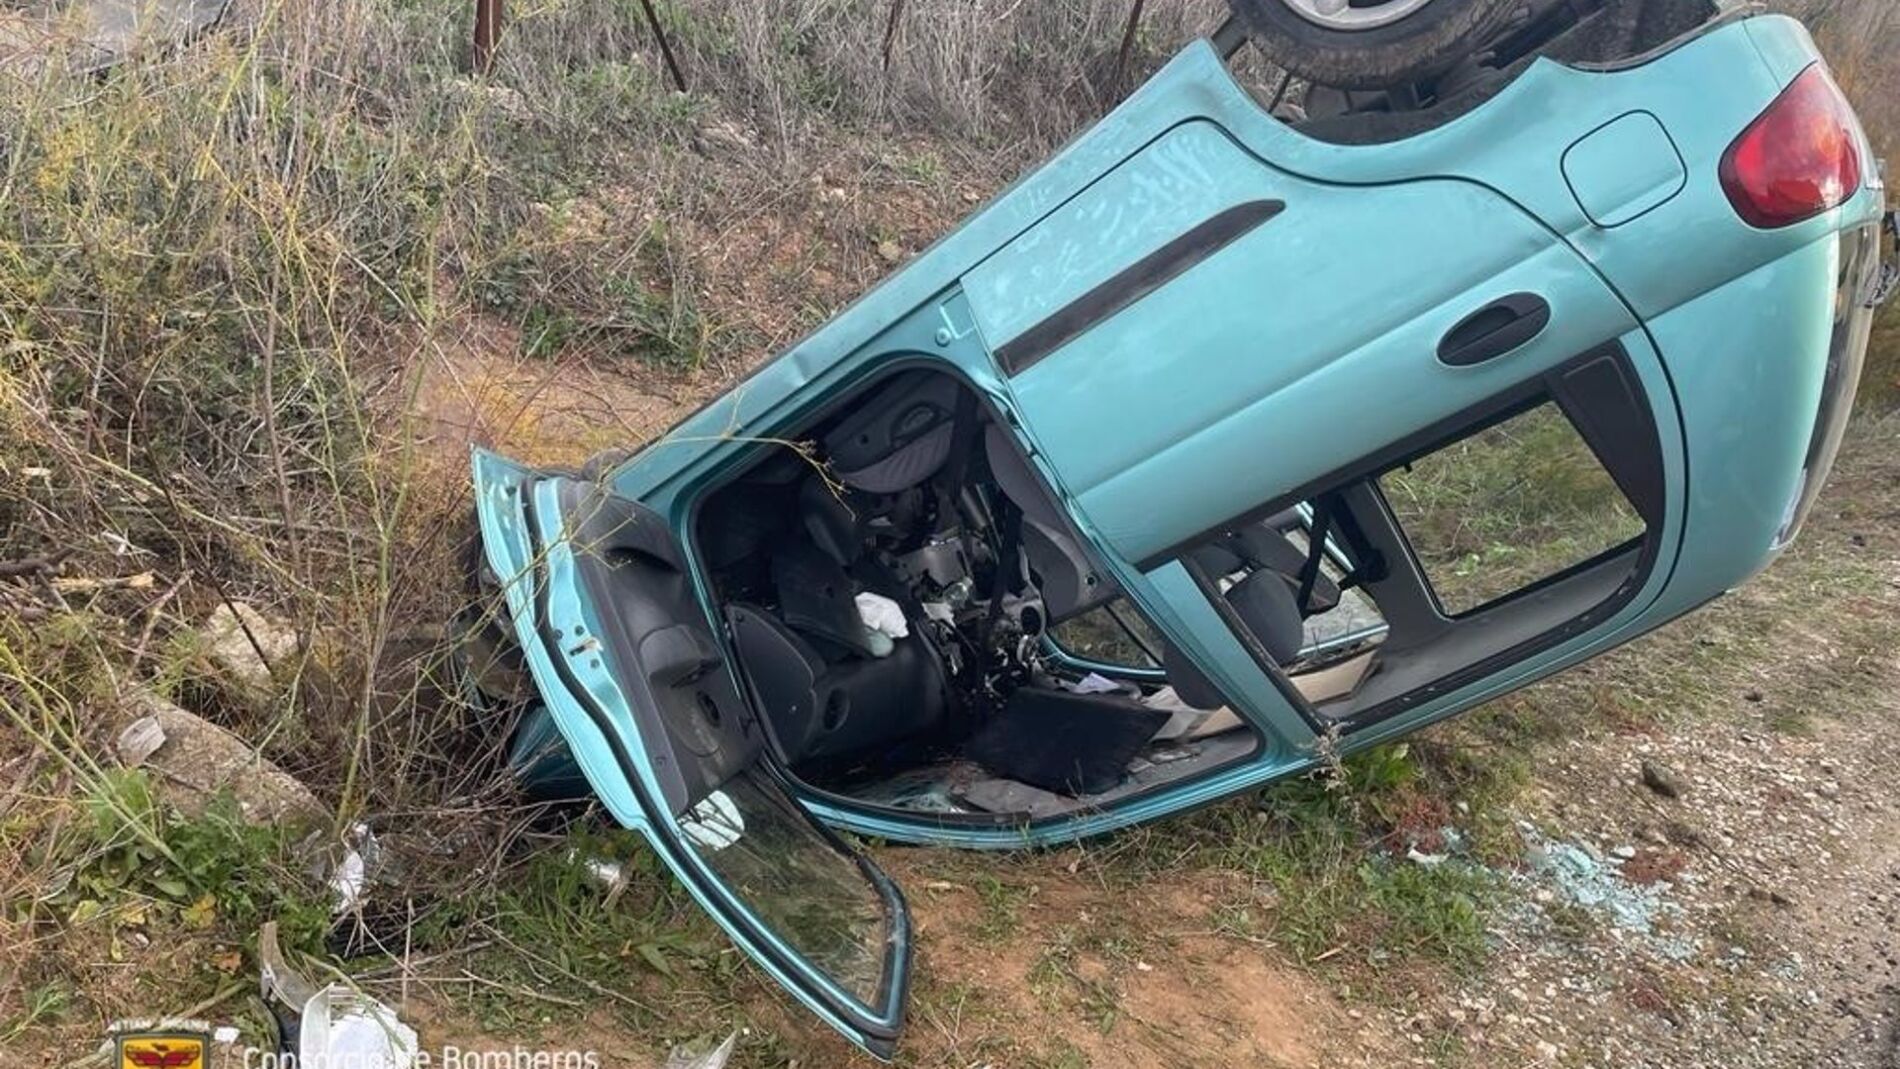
1437,293,1551,367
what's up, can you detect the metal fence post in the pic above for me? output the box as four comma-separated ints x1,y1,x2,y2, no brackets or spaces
473,0,502,73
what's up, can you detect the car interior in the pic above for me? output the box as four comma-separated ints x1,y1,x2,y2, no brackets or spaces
692,367,1403,821
691,354,1662,821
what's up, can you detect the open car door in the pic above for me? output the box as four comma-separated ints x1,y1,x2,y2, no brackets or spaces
471,451,911,1058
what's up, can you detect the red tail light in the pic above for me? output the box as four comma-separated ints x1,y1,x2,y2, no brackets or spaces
1720,64,1863,229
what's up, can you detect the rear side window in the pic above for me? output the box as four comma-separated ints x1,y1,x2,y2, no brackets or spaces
1378,401,1645,616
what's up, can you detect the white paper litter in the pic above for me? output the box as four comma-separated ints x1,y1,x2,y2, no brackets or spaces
1066,672,1121,695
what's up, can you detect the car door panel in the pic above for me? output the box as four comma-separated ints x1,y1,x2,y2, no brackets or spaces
471,451,913,1058
977,119,1646,569
963,119,1284,364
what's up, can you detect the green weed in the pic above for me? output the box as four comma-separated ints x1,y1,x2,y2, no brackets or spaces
970,872,1027,944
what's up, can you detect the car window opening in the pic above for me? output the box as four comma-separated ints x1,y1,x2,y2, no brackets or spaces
1180,393,1652,728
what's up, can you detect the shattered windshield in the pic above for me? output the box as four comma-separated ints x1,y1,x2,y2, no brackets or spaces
677,765,893,1006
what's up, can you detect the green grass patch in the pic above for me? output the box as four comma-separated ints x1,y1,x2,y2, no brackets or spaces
1158,745,1501,973
970,872,1029,944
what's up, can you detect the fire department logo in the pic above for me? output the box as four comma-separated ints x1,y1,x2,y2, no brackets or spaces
115,1032,207,1069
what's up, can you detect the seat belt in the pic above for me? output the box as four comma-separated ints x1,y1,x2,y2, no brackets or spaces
1293,496,1334,618
941,390,983,578
978,501,1023,655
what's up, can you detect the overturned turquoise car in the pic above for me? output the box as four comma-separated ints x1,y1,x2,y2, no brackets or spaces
465,1,1891,1055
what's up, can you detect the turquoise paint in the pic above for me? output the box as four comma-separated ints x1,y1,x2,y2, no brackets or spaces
962,119,1280,351
470,9,1884,1051
467,8,1862,850
1561,111,1687,227
1009,178,1636,562
1639,233,1845,613
475,8,1869,846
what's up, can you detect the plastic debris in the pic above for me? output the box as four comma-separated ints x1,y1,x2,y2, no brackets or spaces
1066,672,1122,695
115,715,168,767
572,851,626,891
329,823,384,915
298,986,419,1069
664,1031,737,1069
567,847,633,907
259,921,320,1015
680,791,744,851
260,921,418,1067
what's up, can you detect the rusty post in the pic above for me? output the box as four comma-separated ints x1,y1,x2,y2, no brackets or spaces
1114,0,1147,87
472,0,502,74
882,0,908,71
638,0,688,93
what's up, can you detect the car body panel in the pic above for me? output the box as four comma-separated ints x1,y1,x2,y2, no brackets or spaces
472,3,1876,859
470,10,1885,1056
991,123,1642,565
1644,230,1870,611
1561,111,1687,228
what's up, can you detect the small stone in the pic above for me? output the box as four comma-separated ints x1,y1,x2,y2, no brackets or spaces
1641,759,1687,800
697,118,755,153
118,689,328,829
1748,886,1796,907
201,602,298,696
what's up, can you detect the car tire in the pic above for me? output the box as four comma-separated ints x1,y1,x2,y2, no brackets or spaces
1548,0,1719,65
1229,0,1523,90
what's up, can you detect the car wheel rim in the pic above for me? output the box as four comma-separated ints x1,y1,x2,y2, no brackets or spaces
1279,0,1439,31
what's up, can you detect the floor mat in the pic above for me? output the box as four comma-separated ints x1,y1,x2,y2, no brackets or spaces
964,688,1170,796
